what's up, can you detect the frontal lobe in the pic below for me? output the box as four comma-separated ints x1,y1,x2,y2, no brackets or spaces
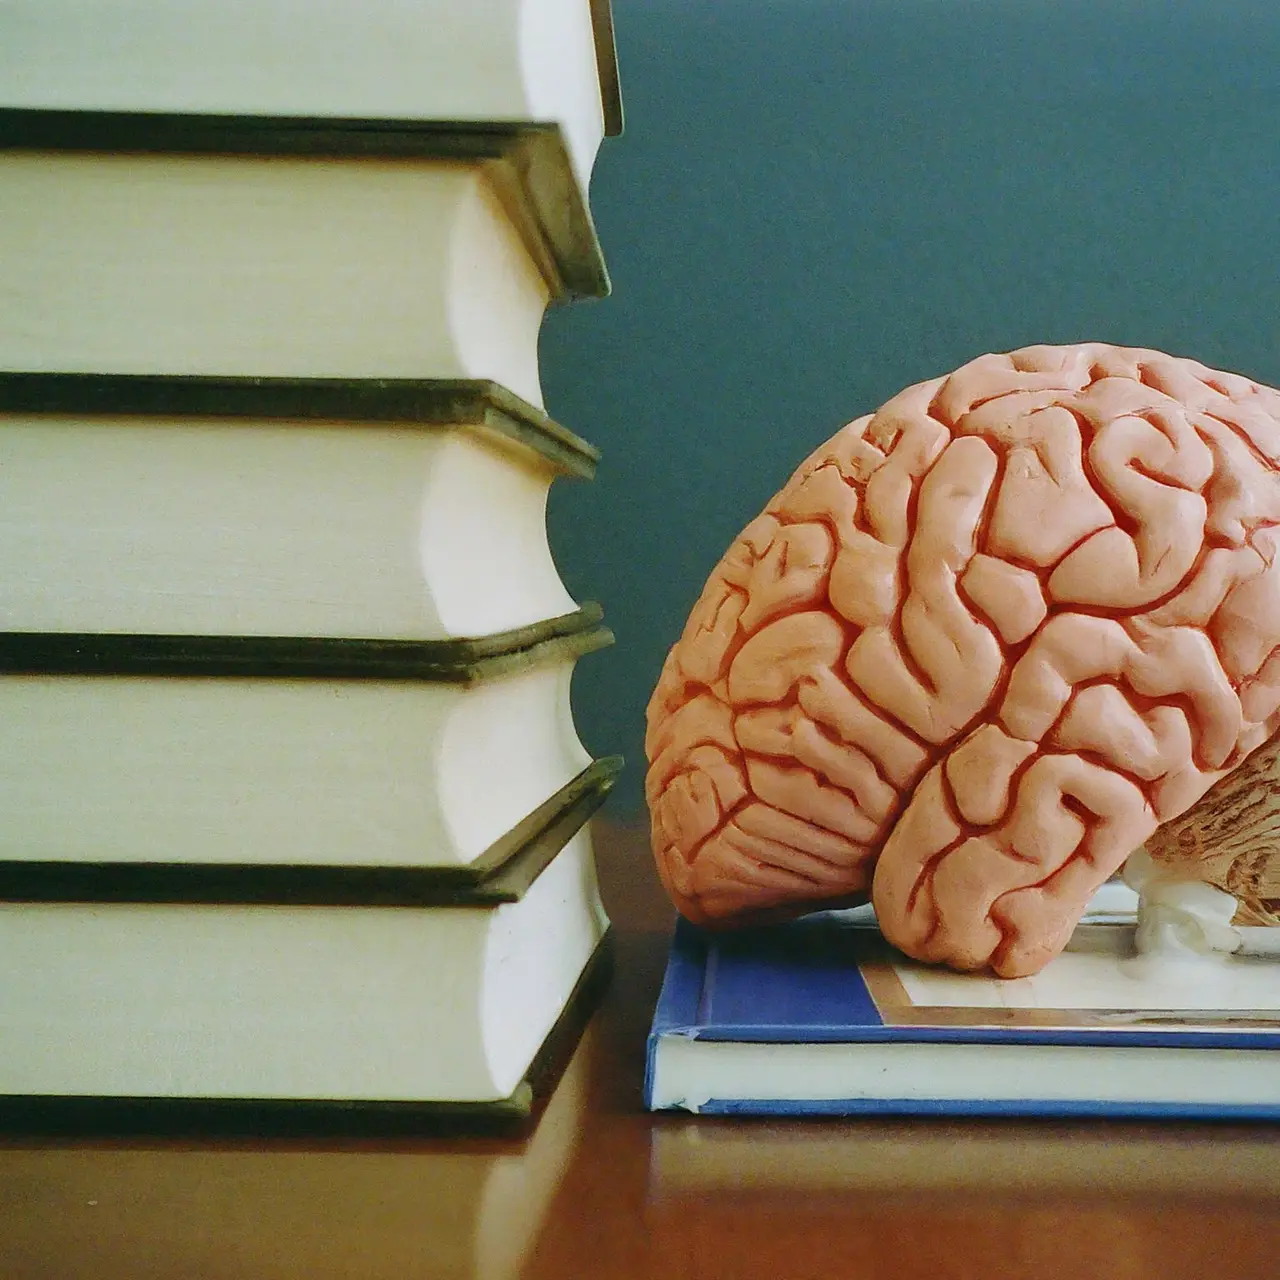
645,343,1280,975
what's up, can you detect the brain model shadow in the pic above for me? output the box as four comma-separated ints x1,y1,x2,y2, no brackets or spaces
645,343,1280,976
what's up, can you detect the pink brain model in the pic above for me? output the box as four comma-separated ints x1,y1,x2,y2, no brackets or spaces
645,343,1280,976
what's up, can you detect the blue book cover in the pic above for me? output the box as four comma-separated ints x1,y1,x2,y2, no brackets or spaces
645,915,1280,1119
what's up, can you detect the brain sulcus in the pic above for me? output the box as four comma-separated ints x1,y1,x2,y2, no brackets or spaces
644,343,1280,977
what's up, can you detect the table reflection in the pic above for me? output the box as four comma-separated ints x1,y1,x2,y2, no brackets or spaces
647,1117,1280,1199
0,1031,589,1280
634,1116,1280,1280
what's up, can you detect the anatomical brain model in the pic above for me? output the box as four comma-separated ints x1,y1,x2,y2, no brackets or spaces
645,343,1280,977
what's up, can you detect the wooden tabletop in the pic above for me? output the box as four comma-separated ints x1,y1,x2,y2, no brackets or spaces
4,819,1279,1280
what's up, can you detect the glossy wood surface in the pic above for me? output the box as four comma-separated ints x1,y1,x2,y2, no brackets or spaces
4,820,1279,1280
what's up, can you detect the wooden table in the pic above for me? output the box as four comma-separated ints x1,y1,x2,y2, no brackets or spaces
4,820,1279,1279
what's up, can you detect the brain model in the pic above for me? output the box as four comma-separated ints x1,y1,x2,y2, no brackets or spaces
645,343,1280,976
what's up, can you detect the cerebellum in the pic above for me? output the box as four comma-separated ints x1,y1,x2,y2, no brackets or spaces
645,343,1280,976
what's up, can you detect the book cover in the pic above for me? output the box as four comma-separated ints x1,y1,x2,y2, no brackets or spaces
646,913,1280,1119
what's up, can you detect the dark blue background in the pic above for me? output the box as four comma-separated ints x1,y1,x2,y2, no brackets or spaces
540,0,1280,815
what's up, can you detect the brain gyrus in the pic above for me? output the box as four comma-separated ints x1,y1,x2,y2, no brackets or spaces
645,343,1280,976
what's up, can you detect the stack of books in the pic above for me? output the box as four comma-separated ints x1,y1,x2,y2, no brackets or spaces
0,0,624,1127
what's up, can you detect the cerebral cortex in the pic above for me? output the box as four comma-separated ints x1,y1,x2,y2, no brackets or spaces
644,344,1280,976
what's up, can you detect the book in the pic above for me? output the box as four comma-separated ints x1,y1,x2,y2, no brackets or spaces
0,1028,592,1278
0,749,621,906
0,821,609,1109
0,612,612,871
0,110,609,405
645,914,1280,1118
0,374,596,640
0,0,623,187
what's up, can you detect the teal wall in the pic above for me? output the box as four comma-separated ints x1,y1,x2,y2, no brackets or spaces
539,0,1280,815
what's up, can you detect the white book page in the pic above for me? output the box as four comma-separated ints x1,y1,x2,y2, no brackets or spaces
893,926,1280,1012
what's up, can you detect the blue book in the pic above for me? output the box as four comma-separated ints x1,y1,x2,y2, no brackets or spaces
645,915,1280,1119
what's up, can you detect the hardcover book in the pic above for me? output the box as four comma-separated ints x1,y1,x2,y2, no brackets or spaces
0,818,609,1111
646,913,1280,1118
0,375,597,640
0,611,612,872
0,0,623,185
0,111,607,401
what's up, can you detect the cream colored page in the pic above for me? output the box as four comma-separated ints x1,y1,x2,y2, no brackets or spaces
0,155,548,401
0,417,574,639
0,665,585,867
